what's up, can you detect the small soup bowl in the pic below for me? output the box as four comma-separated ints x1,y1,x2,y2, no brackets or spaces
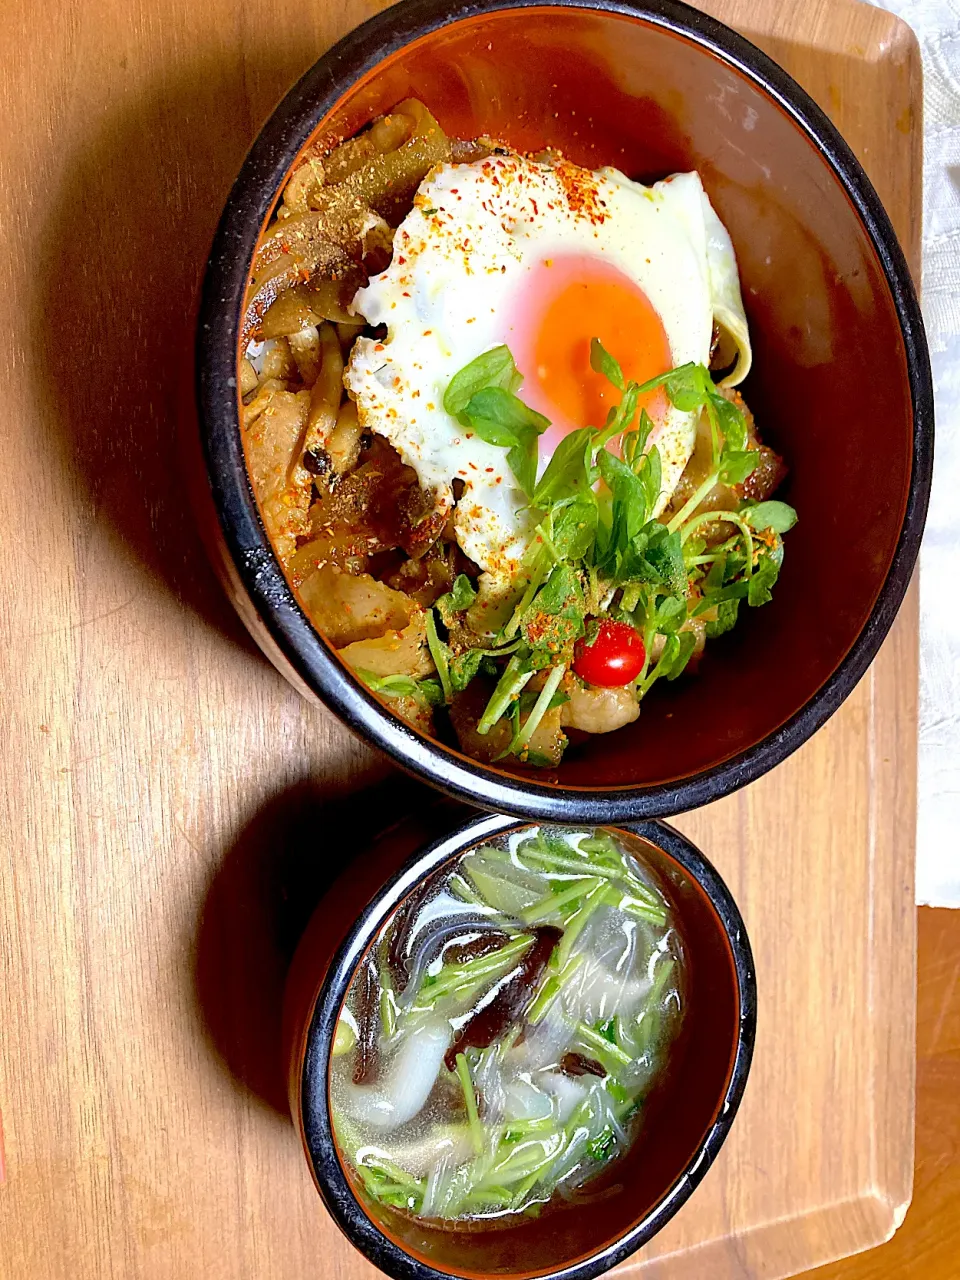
195,0,932,820
283,809,756,1280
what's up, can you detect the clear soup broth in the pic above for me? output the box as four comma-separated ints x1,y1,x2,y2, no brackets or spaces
329,826,685,1225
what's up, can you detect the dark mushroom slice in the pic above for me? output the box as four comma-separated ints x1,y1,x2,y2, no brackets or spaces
442,930,512,967
385,874,440,994
560,1052,607,1078
443,925,562,1070
352,957,381,1085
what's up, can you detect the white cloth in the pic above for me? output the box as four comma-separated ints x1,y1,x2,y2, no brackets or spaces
870,1,960,906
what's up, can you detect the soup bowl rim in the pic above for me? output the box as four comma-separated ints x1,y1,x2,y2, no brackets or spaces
298,811,757,1280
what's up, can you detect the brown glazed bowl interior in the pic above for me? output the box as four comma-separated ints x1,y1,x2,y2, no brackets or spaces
197,0,932,820
284,810,755,1280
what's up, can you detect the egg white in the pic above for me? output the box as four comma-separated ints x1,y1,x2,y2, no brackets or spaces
344,151,751,578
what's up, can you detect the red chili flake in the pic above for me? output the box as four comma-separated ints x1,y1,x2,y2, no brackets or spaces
397,255,407,265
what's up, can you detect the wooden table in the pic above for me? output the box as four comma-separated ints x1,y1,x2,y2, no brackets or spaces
802,907,960,1280
0,1,922,1277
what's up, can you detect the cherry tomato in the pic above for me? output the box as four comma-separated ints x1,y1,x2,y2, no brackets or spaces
573,619,645,687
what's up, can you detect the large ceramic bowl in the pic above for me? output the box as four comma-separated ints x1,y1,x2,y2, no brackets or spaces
282,809,756,1280
195,0,933,821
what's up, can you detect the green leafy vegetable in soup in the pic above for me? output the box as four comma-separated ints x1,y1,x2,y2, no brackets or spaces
329,827,684,1222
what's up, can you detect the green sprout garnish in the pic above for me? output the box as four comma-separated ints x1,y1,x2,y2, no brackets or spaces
421,340,797,753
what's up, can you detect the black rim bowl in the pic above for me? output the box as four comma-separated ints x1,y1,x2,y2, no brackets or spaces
196,0,933,822
297,813,757,1280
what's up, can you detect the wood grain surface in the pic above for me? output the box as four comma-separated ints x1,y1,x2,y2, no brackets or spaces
802,908,960,1280
0,2,922,1279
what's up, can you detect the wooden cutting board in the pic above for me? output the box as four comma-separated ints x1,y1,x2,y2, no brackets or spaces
0,1,919,1277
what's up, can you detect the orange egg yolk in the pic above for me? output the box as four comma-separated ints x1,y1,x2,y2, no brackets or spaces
509,255,672,457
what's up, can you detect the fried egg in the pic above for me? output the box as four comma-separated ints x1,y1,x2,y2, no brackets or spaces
344,150,750,578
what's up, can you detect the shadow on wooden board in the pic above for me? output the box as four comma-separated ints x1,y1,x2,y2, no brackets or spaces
193,771,442,1117
28,47,324,654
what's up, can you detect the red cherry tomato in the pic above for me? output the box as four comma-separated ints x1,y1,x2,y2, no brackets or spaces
573,620,645,687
